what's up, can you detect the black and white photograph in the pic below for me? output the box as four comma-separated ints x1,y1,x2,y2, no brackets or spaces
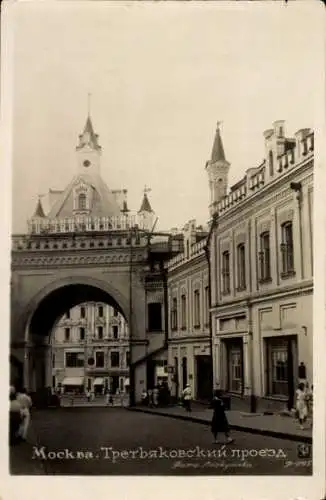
3,0,326,498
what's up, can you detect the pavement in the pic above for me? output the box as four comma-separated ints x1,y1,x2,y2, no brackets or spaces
9,408,313,475
127,403,312,444
59,394,129,408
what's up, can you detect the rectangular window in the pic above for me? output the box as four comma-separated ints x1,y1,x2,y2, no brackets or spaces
126,351,130,367
204,286,210,326
80,306,86,319
64,328,70,341
79,327,85,341
111,351,120,368
181,294,187,329
280,221,295,277
236,243,246,291
52,354,55,367
95,351,104,368
171,297,178,330
259,232,271,282
65,352,84,368
193,289,200,327
113,309,118,317
97,326,103,340
98,305,103,318
222,251,230,295
148,302,162,331
112,325,118,339
266,338,294,397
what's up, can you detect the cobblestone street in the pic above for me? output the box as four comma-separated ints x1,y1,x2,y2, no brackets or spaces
10,408,312,476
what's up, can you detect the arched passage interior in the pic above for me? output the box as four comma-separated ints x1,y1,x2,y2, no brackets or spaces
26,283,128,393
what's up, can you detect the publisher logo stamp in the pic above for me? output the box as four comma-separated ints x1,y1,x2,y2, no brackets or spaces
297,444,311,459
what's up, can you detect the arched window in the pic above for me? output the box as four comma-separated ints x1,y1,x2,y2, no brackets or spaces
78,193,87,210
269,151,274,177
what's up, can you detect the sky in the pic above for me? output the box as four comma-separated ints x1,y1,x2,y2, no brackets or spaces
9,1,323,233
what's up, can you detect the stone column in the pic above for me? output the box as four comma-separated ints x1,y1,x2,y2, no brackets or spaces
242,334,252,396
213,337,221,390
45,345,53,388
188,346,195,398
23,345,30,391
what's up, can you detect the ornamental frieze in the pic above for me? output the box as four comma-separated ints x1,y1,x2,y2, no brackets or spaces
11,252,145,268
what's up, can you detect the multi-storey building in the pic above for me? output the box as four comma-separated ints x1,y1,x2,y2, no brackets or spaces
166,220,211,400
207,121,313,409
51,302,129,394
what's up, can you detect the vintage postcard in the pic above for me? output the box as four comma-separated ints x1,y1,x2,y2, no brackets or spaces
2,1,325,499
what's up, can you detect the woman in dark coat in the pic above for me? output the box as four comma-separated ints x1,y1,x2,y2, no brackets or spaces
211,390,234,444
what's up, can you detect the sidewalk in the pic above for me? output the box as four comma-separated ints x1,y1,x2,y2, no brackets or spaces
59,395,129,408
127,404,312,444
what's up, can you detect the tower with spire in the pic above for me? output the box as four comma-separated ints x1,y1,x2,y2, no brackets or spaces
138,186,155,231
205,121,230,215
76,95,102,175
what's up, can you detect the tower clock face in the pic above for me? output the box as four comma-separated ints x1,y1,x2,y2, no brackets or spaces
83,160,91,168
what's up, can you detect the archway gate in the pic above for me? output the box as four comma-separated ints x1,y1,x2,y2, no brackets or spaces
11,228,181,403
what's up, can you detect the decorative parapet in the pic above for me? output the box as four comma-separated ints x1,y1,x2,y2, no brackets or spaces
167,237,206,271
210,130,314,218
11,233,148,253
27,214,148,235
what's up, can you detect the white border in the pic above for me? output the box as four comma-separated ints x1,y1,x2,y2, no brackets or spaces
1,2,325,500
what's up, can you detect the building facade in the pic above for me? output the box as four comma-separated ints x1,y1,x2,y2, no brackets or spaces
51,302,129,394
166,220,211,400
11,110,182,404
207,121,313,409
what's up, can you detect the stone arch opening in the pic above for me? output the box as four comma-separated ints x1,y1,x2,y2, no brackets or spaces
25,281,130,396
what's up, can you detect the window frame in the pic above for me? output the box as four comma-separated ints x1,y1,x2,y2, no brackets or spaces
259,231,272,283
221,250,231,295
95,350,105,368
181,294,187,330
280,221,295,278
193,289,201,328
236,243,246,291
110,351,120,368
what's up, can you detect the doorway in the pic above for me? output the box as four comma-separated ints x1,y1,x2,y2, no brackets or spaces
195,355,212,400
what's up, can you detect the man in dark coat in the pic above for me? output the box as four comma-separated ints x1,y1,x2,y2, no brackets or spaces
211,390,234,444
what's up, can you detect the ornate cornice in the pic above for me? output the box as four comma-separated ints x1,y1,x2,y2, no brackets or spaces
211,280,313,313
11,252,146,269
215,161,313,233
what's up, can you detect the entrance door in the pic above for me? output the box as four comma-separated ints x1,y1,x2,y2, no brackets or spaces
266,335,297,401
226,340,243,394
111,376,119,394
195,355,212,400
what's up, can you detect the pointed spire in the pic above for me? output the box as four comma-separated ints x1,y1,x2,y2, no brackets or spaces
33,196,45,218
76,94,101,151
138,186,153,213
211,121,226,163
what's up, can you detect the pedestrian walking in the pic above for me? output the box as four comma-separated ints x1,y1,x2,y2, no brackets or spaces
86,389,91,403
153,386,159,407
295,382,308,430
182,384,192,412
9,388,23,445
147,389,154,407
306,383,313,428
211,390,234,444
16,388,32,441
141,389,148,406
